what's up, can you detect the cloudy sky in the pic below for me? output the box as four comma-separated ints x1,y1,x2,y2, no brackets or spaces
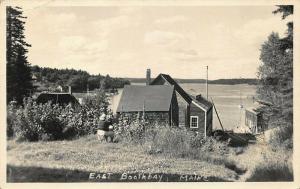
24,6,289,79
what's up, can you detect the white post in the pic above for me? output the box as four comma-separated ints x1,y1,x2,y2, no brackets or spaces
206,66,208,137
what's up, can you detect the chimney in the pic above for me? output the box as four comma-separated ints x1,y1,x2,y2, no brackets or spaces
146,68,151,85
68,86,72,94
196,94,202,101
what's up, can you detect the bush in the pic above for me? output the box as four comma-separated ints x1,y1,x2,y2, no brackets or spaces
7,101,18,138
11,98,63,141
268,124,293,149
113,119,146,144
41,115,64,140
113,119,230,159
7,97,108,141
82,89,109,111
145,126,193,157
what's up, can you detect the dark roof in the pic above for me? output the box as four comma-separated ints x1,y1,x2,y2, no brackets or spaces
151,73,212,111
36,93,79,105
246,102,264,115
256,100,273,106
116,85,174,112
151,74,193,103
191,95,213,111
246,108,260,115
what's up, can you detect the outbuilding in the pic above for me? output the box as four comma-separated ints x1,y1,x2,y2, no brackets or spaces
245,101,270,135
36,92,79,106
116,85,178,126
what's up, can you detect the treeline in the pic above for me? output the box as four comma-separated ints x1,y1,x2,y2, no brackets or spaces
257,6,293,148
31,65,130,92
128,78,257,85
208,78,257,85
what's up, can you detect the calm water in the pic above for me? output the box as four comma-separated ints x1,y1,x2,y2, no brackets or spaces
109,83,256,130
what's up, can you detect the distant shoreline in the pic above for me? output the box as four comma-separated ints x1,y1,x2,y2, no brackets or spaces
127,78,258,85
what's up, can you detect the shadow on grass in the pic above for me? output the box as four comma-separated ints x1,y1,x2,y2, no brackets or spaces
246,164,293,182
7,165,229,182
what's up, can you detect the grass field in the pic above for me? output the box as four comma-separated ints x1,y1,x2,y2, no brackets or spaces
7,135,237,182
7,134,293,182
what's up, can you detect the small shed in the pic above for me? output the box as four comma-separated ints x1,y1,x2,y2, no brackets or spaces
36,93,79,106
116,85,178,126
151,74,213,137
245,102,268,134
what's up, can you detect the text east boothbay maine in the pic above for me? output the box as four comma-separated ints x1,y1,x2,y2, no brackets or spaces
88,172,209,182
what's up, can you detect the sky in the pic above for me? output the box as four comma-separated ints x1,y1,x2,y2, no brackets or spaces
23,5,289,79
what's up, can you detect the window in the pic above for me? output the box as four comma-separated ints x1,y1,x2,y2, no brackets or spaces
190,116,198,128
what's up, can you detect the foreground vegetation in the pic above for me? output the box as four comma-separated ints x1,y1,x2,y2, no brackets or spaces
7,134,292,182
6,94,293,182
7,92,108,141
7,135,236,182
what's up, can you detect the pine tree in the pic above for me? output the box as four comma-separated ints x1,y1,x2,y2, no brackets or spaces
257,5,293,145
6,6,33,104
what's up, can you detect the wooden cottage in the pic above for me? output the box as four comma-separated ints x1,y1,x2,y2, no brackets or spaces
36,93,79,106
151,74,213,137
116,85,178,126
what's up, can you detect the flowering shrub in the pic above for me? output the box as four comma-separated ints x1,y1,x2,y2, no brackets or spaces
113,117,146,144
7,97,107,141
82,89,109,111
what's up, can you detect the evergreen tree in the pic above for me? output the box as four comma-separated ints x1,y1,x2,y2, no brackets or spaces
6,6,33,104
257,5,293,145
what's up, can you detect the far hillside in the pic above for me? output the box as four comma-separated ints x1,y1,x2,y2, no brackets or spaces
31,65,130,93
127,78,258,85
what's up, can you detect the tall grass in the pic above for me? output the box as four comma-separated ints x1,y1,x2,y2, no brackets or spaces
246,146,293,181
113,120,294,181
114,120,230,162
268,124,293,149
247,162,293,181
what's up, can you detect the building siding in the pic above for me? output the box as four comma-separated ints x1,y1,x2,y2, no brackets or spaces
118,90,178,126
245,110,258,133
169,91,179,126
187,103,205,135
206,108,213,136
120,112,170,125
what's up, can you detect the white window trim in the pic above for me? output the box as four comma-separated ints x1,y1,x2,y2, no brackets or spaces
190,116,199,128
